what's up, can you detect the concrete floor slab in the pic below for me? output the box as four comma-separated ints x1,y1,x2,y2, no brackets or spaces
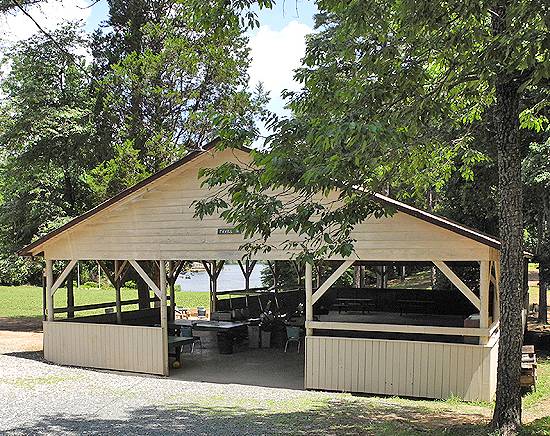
171,341,305,390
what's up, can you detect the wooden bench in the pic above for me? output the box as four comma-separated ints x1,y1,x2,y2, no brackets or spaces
334,298,375,314
168,336,194,363
397,299,435,316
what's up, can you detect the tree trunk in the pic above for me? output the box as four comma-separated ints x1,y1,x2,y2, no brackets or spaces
539,280,548,324
136,262,151,310
539,259,549,324
137,277,150,309
491,5,524,428
354,266,361,288
67,271,74,319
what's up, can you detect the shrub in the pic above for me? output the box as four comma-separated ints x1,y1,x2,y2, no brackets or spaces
124,280,137,289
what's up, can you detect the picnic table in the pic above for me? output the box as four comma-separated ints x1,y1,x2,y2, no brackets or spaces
167,320,249,354
333,298,375,314
397,299,435,316
168,335,194,363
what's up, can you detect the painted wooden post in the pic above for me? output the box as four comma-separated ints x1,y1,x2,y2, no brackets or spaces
168,261,175,321
42,271,47,321
479,260,490,345
66,270,74,318
159,260,169,376
238,260,257,306
211,261,217,314
305,262,313,336
114,260,122,324
46,259,54,321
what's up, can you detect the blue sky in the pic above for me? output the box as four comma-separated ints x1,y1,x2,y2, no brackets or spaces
84,0,318,119
1,0,317,126
85,0,317,33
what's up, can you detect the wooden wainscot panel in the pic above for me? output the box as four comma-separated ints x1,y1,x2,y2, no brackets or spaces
43,321,164,375
305,336,498,402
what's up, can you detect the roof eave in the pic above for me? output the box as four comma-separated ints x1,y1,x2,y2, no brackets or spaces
18,138,223,257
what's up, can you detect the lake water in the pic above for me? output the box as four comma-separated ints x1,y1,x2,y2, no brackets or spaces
175,263,267,292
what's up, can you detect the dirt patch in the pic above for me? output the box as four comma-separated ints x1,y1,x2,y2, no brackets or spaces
0,330,42,354
0,317,43,355
529,269,539,281
0,317,42,332
524,397,550,424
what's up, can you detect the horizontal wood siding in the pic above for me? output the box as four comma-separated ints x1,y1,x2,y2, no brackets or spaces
305,336,498,402
43,321,164,375
42,148,490,261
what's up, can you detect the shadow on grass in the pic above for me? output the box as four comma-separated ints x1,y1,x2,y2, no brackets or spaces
522,416,550,436
2,397,493,436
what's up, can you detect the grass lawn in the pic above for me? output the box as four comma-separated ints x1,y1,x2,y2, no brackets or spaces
0,285,209,318
529,285,550,307
1,282,549,434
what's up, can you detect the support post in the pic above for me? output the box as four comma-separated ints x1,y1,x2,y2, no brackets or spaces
42,271,46,321
159,261,169,376
211,261,217,314
114,260,122,324
305,262,313,336
168,261,175,321
238,259,256,306
67,270,74,319
479,260,490,344
203,260,224,316
46,259,54,321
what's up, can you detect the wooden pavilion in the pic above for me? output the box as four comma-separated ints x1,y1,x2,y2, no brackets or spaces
19,141,528,401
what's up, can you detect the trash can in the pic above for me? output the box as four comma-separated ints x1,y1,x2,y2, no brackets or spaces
261,330,271,348
217,332,233,354
248,325,260,348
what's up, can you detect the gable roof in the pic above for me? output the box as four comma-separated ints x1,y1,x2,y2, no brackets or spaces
19,140,502,256
372,193,500,250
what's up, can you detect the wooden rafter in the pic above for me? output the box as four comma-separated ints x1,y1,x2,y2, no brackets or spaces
97,261,116,288
432,261,481,310
169,260,186,285
51,260,78,295
312,260,355,305
129,260,162,299
202,260,224,280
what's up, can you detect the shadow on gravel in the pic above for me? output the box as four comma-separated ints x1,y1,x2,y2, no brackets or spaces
4,350,45,362
3,400,490,436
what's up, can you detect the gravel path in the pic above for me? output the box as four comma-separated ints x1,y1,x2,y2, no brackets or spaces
0,352,365,435
0,350,491,435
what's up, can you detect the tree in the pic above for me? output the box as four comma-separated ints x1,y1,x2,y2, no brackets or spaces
0,25,97,284
197,1,549,432
524,137,550,324
0,0,42,15
88,0,266,201
86,0,265,304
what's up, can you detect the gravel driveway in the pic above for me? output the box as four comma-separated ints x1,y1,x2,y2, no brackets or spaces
0,349,491,435
0,351,374,436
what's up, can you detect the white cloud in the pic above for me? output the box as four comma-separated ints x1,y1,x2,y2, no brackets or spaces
248,21,311,114
0,0,91,45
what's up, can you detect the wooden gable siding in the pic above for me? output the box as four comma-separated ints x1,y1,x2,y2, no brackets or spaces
42,147,490,261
